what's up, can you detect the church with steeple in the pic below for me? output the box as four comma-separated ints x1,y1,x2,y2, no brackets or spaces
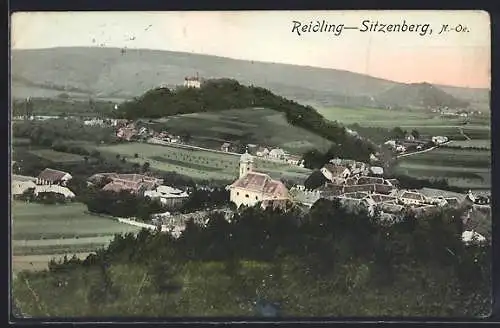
227,149,289,210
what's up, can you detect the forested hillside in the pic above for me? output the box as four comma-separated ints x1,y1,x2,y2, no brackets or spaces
116,79,375,162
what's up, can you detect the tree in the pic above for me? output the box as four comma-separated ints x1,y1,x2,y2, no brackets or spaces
391,127,406,140
142,162,151,172
411,129,420,139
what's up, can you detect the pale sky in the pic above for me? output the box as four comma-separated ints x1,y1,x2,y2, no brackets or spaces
11,11,491,88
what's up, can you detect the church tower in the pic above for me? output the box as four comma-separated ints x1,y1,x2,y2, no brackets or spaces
239,149,254,178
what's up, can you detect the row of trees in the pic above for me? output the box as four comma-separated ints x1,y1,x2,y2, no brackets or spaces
78,184,231,221
12,97,116,118
116,79,375,163
12,119,118,147
15,200,490,317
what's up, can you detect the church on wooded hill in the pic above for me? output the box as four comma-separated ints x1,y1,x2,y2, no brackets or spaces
227,150,289,210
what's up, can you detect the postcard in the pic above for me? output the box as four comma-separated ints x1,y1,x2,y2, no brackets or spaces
10,10,491,319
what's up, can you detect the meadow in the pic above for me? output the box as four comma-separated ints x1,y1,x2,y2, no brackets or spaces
316,106,491,142
153,108,333,154
97,142,312,183
11,201,142,259
395,148,491,191
446,139,491,149
29,149,86,163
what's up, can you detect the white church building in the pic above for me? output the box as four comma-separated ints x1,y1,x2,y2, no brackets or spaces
227,150,289,210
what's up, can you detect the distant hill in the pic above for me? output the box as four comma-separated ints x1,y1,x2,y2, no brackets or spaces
11,47,489,110
375,82,471,109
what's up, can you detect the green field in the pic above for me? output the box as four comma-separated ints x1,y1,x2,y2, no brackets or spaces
98,142,312,183
446,140,491,149
317,106,491,141
152,108,332,154
29,149,86,163
395,148,491,190
11,201,142,257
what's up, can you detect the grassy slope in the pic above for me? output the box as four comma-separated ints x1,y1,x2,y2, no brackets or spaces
11,47,489,110
395,148,491,190
158,108,333,153
11,202,141,256
97,142,312,183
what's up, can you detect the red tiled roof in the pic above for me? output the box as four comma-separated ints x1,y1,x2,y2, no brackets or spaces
37,168,70,183
230,172,288,198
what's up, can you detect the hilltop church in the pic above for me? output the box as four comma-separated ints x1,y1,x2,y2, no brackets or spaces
227,150,289,210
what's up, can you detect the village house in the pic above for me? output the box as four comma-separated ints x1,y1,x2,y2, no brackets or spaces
33,184,76,199
227,151,289,210
369,166,384,176
89,173,163,195
256,147,270,157
144,185,190,208
268,148,286,160
398,190,428,206
11,175,37,197
36,168,72,186
221,142,231,152
432,136,449,145
184,74,202,88
320,164,351,184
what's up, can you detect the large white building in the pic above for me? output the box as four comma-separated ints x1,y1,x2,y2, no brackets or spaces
227,150,289,210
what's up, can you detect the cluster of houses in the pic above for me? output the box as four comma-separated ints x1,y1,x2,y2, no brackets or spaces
11,166,191,209
384,134,449,154
224,151,490,243
87,172,190,207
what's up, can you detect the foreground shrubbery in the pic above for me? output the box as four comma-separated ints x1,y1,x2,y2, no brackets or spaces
13,200,490,318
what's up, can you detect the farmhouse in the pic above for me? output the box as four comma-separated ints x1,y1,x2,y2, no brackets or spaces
36,168,72,186
144,185,190,207
228,151,289,210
